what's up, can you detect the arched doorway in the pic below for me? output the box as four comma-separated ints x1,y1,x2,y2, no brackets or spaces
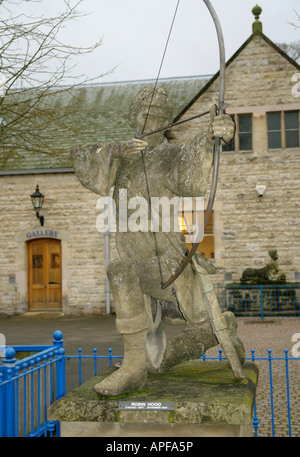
28,238,62,311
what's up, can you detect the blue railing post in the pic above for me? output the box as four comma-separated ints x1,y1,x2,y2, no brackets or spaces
284,350,292,437
78,348,82,386
15,365,20,437
22,362,28,436
2,347,17,437
93,349,97,376
251,349,259,437
260,285,264,320
52,331,66,400
268,349,275,436
0,371,4,437
51,331,65,438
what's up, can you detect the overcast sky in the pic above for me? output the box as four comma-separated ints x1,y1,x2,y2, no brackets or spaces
7,0,300,84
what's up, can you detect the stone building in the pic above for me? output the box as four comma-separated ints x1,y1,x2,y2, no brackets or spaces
0,8,299,316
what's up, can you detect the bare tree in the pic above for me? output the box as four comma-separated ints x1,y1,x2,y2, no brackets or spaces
0,0,109,166
276,10,300,65
289,9,300,29
277,40,300,63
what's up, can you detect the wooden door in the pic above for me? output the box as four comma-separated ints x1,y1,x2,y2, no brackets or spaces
28,238,62,311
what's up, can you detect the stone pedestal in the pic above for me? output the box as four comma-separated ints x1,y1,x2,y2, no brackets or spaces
48,360,258,437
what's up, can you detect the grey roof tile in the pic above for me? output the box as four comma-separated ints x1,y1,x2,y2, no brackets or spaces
1,77,208,171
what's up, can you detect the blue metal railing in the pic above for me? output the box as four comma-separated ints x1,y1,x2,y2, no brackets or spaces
215,284,300,318
0,331,65,437
65,347,116,386
209,348,300,437
1,331,299,437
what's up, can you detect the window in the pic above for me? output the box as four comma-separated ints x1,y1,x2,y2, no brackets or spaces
238,114,252,150
179,211,214,259
198,211,214,259
222,114,235,152
267,112,281,149
285,111,299,148
267,110,299,149
221,113,252,152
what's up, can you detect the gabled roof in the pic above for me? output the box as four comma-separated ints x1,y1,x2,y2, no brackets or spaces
174,31,300,123
0,76,208,172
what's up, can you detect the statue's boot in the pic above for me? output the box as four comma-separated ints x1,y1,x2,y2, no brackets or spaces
94,328,148,397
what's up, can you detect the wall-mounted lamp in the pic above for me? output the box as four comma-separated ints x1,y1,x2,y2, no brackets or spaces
30,185,44,226
255,185,266,198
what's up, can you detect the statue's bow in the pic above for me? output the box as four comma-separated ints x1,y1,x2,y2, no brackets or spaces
161,0,226,289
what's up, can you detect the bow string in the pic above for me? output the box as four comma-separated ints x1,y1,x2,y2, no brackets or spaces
139,0,226,290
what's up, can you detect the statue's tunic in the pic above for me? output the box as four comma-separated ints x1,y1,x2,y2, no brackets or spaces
71,132,215,324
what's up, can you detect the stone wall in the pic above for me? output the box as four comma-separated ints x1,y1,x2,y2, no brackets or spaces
0,172,118,315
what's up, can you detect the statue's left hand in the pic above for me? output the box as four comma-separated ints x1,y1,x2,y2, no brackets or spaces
212,114,235,145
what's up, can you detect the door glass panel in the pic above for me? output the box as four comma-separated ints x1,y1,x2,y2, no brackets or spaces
32,243,44,284
48,243,61,285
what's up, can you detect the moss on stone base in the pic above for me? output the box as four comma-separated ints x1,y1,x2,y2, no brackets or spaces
48,360,258,426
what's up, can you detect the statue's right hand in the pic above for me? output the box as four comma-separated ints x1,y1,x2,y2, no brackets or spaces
120,139,148,158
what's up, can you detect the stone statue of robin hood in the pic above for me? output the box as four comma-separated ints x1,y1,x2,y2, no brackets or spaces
71,87,246,397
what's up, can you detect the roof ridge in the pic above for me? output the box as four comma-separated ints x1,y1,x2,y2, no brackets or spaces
174,32,300,122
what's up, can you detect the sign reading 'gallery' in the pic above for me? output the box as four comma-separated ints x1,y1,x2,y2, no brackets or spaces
26,230,58,239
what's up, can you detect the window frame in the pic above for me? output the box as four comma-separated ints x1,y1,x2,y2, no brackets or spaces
238,113,253,151
221,114,235,152
178,210,215,259
267,111,282,150
266,109,300,150
221,113,253,152
284,110,300,148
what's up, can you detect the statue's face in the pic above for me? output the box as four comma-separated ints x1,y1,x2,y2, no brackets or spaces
129,88,173,141
134,105,171,138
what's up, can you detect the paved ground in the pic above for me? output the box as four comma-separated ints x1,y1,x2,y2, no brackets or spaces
205,317,300,437
0,313,299,437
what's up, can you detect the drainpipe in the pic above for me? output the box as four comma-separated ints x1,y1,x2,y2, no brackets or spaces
104,196,111,314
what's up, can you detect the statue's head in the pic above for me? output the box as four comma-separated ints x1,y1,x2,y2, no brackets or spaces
268,249,278,261
128,87,173,134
